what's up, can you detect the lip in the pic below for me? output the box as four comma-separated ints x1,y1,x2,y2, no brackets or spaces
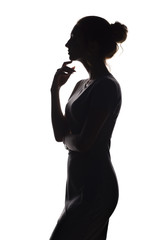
68,50,71,56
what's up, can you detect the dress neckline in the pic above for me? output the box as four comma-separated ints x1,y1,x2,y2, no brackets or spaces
71,73,113,99
83,73,112,90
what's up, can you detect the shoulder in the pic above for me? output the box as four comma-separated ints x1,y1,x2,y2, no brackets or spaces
93,74,121,96
89,74,122,110
102,74,120,88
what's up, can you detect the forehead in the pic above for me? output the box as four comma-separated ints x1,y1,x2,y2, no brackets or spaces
71,24,82,36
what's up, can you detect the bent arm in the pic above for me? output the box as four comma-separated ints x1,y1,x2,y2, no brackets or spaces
51,85,69,142
51,80,82,142
50,61,76,142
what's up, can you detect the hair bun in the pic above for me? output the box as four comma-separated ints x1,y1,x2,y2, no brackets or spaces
110,22,128,43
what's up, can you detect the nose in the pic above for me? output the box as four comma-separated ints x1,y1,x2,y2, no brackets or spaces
65,39,71,48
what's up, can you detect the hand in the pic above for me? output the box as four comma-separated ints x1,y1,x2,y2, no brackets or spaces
51,61,76,91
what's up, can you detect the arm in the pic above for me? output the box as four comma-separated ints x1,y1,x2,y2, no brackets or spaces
51,85,68,142
51,61,76,142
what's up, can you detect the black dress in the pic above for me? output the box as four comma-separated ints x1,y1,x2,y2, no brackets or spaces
50,73,122,240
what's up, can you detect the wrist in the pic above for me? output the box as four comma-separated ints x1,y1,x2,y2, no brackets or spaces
51,81,60,93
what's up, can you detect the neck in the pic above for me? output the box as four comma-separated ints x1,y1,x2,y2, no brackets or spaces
80,58,110,80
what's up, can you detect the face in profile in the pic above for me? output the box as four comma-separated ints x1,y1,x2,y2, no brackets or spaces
65,25,87,61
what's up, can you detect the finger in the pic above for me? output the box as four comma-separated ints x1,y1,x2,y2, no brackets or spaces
62,61,72,67
61,66,76,74
56,66,74,73
57,69,73,77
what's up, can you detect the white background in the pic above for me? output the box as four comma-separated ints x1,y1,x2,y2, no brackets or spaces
0,0,160,239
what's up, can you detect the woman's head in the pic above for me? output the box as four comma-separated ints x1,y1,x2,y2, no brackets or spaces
66,16,128,62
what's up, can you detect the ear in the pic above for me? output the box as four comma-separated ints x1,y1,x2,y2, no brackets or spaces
88,40,100,54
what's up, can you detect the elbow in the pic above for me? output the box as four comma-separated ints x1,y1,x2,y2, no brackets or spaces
51,119,69,143
55,137,63,142
53,131,64,142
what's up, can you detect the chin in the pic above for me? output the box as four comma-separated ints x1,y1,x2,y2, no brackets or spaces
69,55,73,60
68,51,79,61
68,53,83,62
69,55,76,61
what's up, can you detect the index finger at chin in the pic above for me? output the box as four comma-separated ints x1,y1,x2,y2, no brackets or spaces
62,61,72,67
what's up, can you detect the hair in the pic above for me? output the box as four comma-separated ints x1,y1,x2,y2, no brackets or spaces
76,16,128,59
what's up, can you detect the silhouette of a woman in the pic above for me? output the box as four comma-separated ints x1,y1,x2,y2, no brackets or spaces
50,16,128,240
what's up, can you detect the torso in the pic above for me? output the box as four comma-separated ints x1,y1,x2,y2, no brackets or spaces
65,73,122,141
65,73,121,212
